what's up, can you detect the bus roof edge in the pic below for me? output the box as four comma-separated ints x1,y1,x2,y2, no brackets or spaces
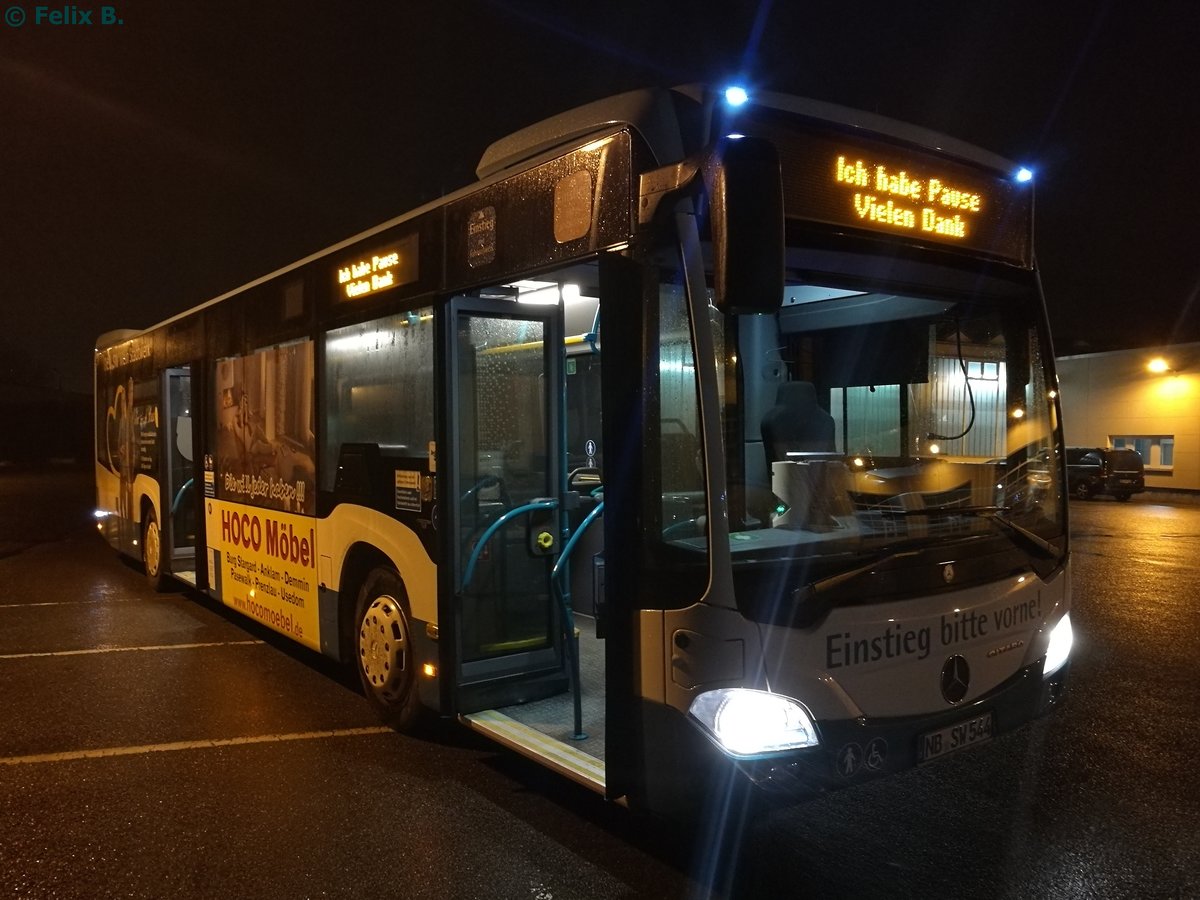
475,86,689,180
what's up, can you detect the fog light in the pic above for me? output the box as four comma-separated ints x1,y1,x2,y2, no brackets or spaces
1043,613,1073,676
689,688,818,758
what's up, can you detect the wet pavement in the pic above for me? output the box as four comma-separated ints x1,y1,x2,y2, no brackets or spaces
0,469,1197,898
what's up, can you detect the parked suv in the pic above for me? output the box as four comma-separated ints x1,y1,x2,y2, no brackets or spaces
1066,447,1145,501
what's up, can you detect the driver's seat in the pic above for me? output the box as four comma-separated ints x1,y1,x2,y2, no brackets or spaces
761,381,836,464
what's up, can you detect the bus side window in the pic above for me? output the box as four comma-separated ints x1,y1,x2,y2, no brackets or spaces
322,310,435,493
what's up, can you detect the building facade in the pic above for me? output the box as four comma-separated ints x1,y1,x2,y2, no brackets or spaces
1056,343,1200,495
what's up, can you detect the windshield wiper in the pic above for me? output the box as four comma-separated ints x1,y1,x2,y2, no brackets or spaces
886,505,1064,562
791,549,922,627
790,507,1064,626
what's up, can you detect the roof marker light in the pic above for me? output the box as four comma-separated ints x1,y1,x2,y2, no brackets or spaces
724,86,749,107
1015,167,1034,183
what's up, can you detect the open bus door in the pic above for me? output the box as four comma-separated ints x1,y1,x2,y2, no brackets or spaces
163,366,200,585
443,296,569,713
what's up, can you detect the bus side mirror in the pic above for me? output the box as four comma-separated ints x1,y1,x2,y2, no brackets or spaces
702,137,784,315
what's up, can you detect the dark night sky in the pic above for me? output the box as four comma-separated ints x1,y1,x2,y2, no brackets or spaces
1,0,1197,394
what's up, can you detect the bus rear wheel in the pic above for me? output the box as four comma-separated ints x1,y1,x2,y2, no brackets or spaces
355,568,423,731
142,509,168,591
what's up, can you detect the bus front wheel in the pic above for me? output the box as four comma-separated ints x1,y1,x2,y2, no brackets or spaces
355,568,423,731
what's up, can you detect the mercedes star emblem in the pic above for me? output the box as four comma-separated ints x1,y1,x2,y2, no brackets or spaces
940,654,971,704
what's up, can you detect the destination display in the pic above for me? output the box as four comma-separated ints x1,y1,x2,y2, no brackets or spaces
754,116,1032,265
335,232,419,301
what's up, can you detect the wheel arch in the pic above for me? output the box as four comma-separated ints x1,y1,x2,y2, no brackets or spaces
337,542,402,662
132,473,160,528
140,493,156,527
320,503,437,612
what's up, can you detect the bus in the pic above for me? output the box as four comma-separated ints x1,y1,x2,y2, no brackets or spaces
95,84,1072,817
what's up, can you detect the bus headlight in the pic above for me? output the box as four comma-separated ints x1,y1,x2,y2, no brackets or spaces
688,688,818,758
1043,613,1073,676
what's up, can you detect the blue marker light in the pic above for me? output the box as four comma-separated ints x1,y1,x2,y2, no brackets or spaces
1015,167,1034,183
724,86,749,107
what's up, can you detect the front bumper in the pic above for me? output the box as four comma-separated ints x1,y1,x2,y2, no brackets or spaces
736,660,1069,799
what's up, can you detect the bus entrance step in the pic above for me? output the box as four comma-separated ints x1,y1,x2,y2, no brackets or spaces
461,709,605,794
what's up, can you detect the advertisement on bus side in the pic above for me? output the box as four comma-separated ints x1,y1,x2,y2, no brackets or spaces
97,374,160,524
213,340,316,516
204,497,321,652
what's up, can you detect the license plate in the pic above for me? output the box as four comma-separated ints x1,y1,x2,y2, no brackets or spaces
919,711,993,763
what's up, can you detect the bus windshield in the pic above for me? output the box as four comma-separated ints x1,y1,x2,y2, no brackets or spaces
659,262,1065,591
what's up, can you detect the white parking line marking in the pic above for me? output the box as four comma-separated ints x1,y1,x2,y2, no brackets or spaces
0,727,394,766
0,598,141,609
0,640,264,660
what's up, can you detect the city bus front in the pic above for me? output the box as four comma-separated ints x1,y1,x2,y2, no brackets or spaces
618,92,1071,811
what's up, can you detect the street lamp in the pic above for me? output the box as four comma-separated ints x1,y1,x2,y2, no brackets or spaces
1147,357,1173,375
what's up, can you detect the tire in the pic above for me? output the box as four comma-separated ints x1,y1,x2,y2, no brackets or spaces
142,508,169,591
1073,481,1093,501
354,568,424,731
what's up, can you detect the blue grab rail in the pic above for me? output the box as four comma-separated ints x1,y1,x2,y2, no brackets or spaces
550,498,603,741
459,499,558,592
171,477,194,515
551,500,604,584
459,493,604,741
